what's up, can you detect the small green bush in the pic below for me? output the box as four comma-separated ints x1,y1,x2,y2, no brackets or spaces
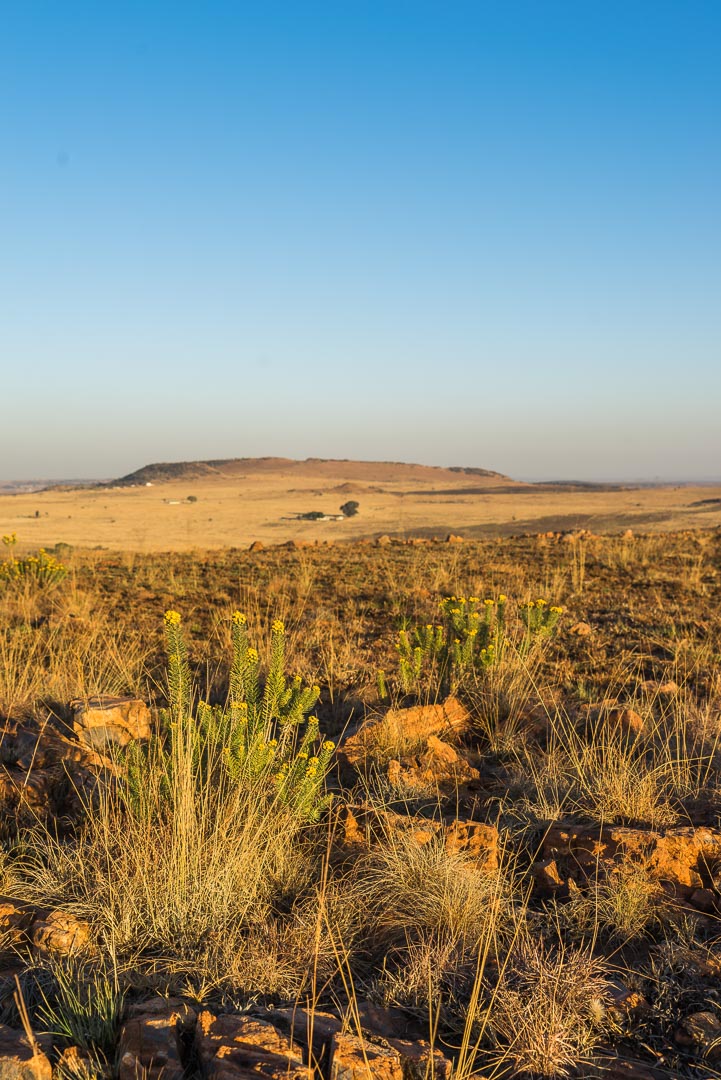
394,594,563,697
130,611,334,823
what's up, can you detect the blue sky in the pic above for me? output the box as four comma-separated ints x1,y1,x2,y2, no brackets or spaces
1,1,719,480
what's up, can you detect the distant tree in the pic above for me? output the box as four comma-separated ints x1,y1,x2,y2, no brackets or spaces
187,495,198,503
340,501,359,517
300,511,325,520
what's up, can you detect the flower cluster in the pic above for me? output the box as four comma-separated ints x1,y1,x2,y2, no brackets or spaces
0,545,67,588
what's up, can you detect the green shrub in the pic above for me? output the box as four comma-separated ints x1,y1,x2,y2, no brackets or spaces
394,594,562,697
130,611,334,823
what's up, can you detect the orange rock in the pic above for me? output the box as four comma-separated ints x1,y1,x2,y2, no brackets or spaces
444,821,499,873
196,1012,309,1080
119,1002,195,1080
72,697,152,749
607,708,645,735
0,1025,52,1080
387,736,479,792
248,541,264,552
543,823,721,891
445,533,464,543
531,858,565,895
569,621,592,637
675,1010,721,1057
338,806,368,851
340,698,470,772
0,898,37,945
32,910,92,958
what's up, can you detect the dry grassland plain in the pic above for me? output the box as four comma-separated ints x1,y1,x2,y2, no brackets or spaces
1,458,720,551
3,461,721,1078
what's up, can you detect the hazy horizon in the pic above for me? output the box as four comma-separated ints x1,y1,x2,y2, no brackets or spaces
2,454,720,488
2,2,719,481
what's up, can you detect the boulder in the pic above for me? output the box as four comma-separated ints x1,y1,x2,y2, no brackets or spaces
340,698,470,772
0,899,36,946
195,1011,310,1080
336,805,499,872
543,824,721,891
71,697,152,749
607,708,645,736
530,858,566,896
675,1010,721,1058
329,1031,450,1080
118,1001,196,1080
32,911,92,957
443,820,499,873
387,736,479,792
0,770,56,818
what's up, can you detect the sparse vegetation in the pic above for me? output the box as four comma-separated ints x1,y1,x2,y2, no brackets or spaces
1,527,720,1077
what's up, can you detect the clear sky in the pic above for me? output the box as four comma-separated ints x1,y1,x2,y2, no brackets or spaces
1,1,719,481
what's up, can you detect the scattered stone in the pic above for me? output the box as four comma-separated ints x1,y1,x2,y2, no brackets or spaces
689,887,717,914
640,680,679,696
569,621,592,637
71,697,152,750
340,698,470,773
248,541,264,552
337,806,369,851
0,726,110,772
445,534,464,543
331,1032,402,1080
196,1011,310,1080
387,736,479,792
58,1046,111,1080
32,911,92,958
375,535,391,546
606,981,651,1020
329,1031,451,1080
0,1025,52,1080
0,770,56,818
268,1008,341,1076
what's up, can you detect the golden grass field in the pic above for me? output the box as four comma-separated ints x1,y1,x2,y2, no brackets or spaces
2,464,721,1078
2,458,720,551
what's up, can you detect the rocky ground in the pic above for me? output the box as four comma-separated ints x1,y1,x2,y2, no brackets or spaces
1,528,721,1078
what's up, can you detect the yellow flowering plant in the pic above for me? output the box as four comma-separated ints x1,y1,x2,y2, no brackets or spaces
142,610,333,822
394,593,562,697
0,538,67,589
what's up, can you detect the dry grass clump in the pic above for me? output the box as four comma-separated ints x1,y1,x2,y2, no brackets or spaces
515,693,721,828
487,940,610,1077
360,831,511,945
23,774,313,968
562,862,667,943
356,831,515,1014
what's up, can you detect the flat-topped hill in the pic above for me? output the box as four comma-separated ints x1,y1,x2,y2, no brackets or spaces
110,456,514,488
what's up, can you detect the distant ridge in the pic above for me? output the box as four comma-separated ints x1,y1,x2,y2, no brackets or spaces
108,456,513,488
